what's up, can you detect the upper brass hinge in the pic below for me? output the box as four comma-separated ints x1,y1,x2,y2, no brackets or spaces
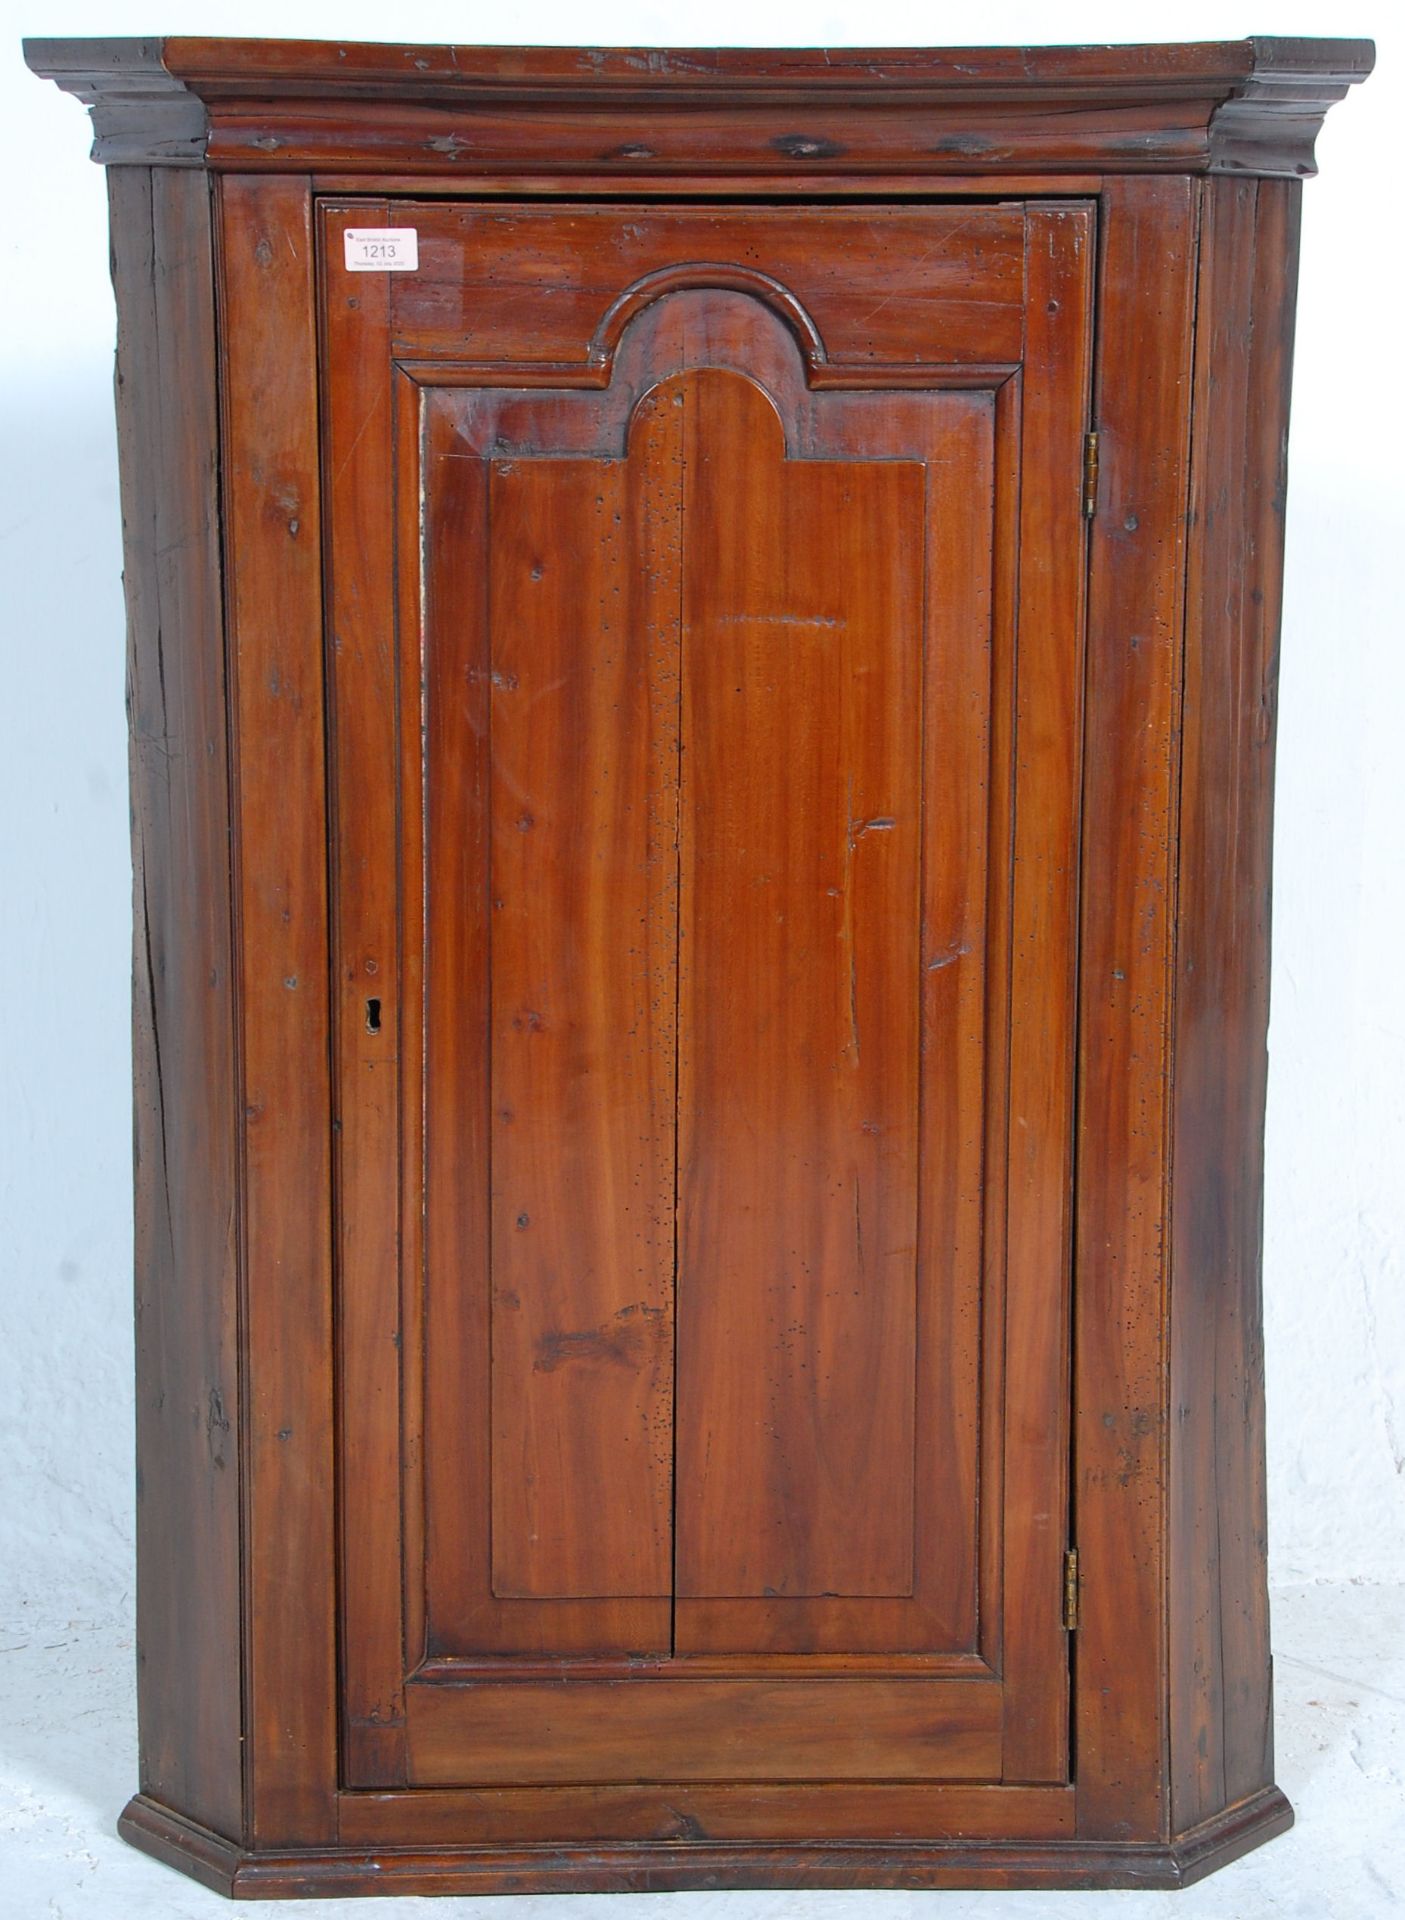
1082,432,1100,519
1062,1547,1080,1631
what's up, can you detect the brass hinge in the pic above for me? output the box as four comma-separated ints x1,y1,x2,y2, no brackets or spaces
1062,1547,1080,1631
1082,432,1100,519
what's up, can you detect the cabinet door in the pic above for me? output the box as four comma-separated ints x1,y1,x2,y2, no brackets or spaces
322,199,1091,1791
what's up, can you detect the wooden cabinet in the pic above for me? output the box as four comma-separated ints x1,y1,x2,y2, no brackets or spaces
26,33,1372,1897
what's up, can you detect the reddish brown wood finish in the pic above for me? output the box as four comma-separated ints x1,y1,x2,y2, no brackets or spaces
1170,173,1303,1833
25,36,1374,179
406,1675,1003,1785
484,447,677,1609
110,163,242,1845
117,1781,1293,1894
333,1779,1076,1846
668,376,985,1661
320,190,414,1785
25,32,1371,1901
217,174,339,1848
998,203,1092,1785
1073,173,1201,1844
323,198,1089,1792
670,375,925,1617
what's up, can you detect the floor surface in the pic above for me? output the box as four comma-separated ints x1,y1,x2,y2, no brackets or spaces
1,1582,1400,1918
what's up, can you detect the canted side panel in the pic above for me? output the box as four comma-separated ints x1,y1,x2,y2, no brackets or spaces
1169,175,1301,1833
111,164,243,1845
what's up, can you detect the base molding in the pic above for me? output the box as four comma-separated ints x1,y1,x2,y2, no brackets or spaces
118,1785,1294,1898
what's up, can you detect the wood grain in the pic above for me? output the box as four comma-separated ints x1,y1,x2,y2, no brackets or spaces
999,202,1094,1784
410,382,673,1663
338,1779,1075,1846
673,368,924,1607
1073,175,1199,1842
406,1675,1001,1784
321,193,410,1785
389,204,1025,372
26,29,1369,1896
25,36,1375,178
1169,173,1302,1834
119,1782,1296,1893
486,440,676,1606
321,210,1093,1786
110,163,242,1845
217,172,338,1847
673,378,999,1661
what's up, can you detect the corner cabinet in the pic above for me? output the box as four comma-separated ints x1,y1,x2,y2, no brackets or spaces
26,34,1372,1898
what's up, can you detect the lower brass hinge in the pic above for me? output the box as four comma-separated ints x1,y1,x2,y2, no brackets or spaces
1082,432,1100,519
1063,1547,1080,1631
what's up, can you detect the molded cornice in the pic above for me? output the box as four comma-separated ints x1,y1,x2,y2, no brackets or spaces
24,36,1375,181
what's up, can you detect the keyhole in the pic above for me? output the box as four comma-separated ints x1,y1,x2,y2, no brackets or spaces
365,997,381,1034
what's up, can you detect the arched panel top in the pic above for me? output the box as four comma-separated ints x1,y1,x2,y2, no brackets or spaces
592,266,828,384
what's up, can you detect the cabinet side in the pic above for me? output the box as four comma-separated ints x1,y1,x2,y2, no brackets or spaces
110,164,243,1845
1169,174,1302,1836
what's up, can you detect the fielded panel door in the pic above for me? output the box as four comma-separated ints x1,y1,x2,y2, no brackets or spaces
321,199,1092,1792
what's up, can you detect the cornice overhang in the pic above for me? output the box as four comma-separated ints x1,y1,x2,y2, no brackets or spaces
24,35,1375,181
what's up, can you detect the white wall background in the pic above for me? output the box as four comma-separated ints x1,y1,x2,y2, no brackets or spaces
1,0,1400,1656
